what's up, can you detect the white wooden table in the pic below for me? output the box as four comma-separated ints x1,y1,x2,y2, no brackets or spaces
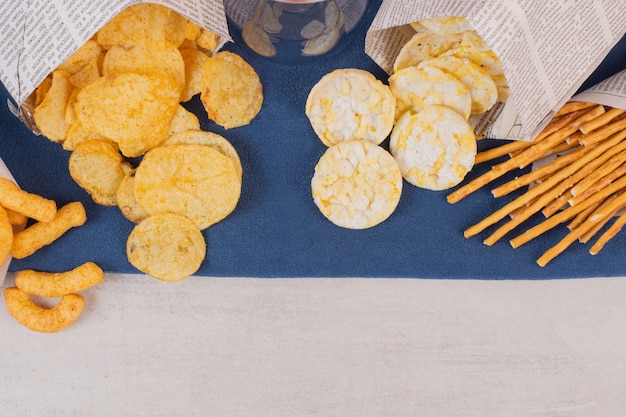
2,273,625,416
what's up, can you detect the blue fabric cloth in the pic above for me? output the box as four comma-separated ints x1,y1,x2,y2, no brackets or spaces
1,1,625,279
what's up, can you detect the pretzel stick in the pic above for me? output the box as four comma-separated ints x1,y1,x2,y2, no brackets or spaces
474,139,534,165
567,201,600,230
536,191,626,266
577,192,623,241
570,148,626,198
579,207,620,244
542,190,571,218
447,106,604,204
589,210,626,254
509,174,626,248
578,113,626,146
492,141,591,198
568,162,626,206
553,101,598,117
466,129,625,240
580,107,625,134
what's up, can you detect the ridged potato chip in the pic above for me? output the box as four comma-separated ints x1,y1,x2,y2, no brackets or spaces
4,287,84,333
75,72,180,157
163,129,243,180
311,140,403,229
388,65,471,120
32,70,72,142
390,105,476,191
69,139,130,206
126,213,206,282
305,68,396,147
134,144,241,230
96,3,171,49
200,51,263,129
116,169,149,224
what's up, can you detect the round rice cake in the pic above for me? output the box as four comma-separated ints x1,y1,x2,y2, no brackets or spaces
418,55,498,114
126,213,206,282
393,31,461,73
134,144,241,230
69,139,131,206
305,68,396,147
311,140,402,229
75,72,180,157
200,51,263,129
390,105,476,190
388,65,471,121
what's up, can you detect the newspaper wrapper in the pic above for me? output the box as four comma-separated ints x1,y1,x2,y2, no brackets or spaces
365,0,626,141
0,0,231,128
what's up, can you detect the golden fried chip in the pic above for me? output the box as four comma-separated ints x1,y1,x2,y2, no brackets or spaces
69,140,129,206
305,68,396,147
195,28,221,53
63,121,110,151
57,39,103,75
135,144,241,230
116,169,149,223
0,177,56,222
200,51,263,129
311,140,403,229
163,129,243,180
390,105,476,190
75,73,180,157
68,57,101,89
15,262,104,297
11,201,87,259
102,43,185,93
96,3,171,49
0,206,13,266
168,105,201,136
165,11,188,48
179,47,210,102
33,76,52,107
4,287,84,333
126,213,206,282
184,20,202,41
32,69,72,142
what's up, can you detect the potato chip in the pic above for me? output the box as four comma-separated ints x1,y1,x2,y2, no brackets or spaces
102,43,185,93
57,39,103,75
184,20,203,41
390,105,476,190
179,47,211,102
168,105,201,136
393,31,461,72
200,51,263,129
68,57,101,89
388,65,471,120
4,287,84,333
134,144,241,230
311,140,403,229
418,55,498,114
69,140,130,206
96,3,171,49
163,129,243,180
75,72,180,157
305,68,396,147
165,11,188,48
15,262,104,298
0,206,13,265
32,69,72,142
116,169,149,223
126,213,206,282
0,177,56,222
195,28,221,53
63,121,110,151
33,75,52,108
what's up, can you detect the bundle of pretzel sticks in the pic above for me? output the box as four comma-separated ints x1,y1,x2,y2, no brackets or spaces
446,101,626,267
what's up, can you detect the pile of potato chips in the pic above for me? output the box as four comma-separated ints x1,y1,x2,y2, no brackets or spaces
29,4,263,281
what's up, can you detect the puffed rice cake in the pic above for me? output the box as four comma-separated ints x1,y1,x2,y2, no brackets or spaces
390,105,476,191
305,68,396,147
311,139,402,229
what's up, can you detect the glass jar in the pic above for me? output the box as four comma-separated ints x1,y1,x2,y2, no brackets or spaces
224,0,369,64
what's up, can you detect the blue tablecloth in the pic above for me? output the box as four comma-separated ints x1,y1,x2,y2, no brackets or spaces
1,1,625,279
